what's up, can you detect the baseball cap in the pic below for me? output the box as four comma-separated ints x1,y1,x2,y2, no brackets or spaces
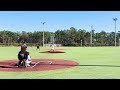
21,45,26,50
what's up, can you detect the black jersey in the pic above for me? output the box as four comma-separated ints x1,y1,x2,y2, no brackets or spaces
18,51,28,60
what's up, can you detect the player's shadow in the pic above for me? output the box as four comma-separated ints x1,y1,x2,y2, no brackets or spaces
50,64,120,67
0,66,16,68
0,63,18,68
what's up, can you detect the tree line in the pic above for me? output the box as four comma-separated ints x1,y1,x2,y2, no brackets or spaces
0,27,120,46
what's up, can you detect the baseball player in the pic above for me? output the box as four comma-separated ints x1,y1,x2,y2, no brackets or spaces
36,44,40,50
18,45,28,67
26,52,32,67
21,41,27,49
51,44,55,51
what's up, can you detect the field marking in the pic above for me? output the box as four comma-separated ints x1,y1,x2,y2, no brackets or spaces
30,61,40,68
10,61,52,68
39,61,53,65
30,61,52,68
49,61,52,64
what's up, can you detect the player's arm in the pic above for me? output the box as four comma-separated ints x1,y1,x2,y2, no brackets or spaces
18,51,22,60
24,51,28,59
28,55,31,61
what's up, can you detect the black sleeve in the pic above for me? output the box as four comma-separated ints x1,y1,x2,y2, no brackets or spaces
24,51,28,59
18,51,28,60
18,51,22,60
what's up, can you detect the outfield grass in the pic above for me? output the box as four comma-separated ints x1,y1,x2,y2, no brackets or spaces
0,46,120,79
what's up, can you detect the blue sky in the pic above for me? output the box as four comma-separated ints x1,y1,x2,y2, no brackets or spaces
0,11,120,33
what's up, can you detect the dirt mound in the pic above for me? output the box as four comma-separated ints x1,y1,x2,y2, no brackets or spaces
0,59,79,72
40,50,65,53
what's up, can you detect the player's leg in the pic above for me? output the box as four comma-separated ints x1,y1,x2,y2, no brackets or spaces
24,59,27,67
26,59,31,67
18,60,23,67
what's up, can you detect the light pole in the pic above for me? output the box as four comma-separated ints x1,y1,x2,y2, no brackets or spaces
53,33,55,45
90,25,93,46
113,18,117,46
118,31,120,46
119,39,120,46
41,22,46,47
94,39,96,46
81,40,82,47
51,33,54,45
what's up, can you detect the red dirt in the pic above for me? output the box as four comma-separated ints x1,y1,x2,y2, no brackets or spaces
40,50,65,53
45,49,67,50
0,59,79,72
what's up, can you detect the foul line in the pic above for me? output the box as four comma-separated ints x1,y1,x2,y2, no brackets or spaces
49,61,52,64
31,61,40,68
10,61,52,68
30,61,52,68
38,61,52,65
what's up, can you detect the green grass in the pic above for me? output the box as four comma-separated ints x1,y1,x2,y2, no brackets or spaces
0,46,120,79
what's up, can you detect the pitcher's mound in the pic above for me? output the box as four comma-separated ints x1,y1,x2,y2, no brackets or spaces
40,50,65,53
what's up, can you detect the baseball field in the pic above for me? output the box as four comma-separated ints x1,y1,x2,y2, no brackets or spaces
0,46,120,79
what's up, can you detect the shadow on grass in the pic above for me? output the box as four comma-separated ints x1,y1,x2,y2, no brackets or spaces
0,64,120,68
50,64,120,67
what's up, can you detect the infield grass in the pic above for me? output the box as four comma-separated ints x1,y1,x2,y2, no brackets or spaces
0,46,120,79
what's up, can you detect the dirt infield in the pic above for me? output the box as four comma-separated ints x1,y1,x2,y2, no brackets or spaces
40,50,65,53
45,49,68,50
0,59,79,72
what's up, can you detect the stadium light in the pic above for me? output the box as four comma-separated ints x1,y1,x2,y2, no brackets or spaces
90,25,93,46
119,39,120,46
41,22,46,47
81,40,82,47
113,18,117,46
94,39,96,46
